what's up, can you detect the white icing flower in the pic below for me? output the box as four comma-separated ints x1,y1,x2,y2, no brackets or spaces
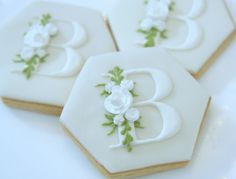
125,108,140,122
105,82,115,93
35,48,46,58
140,18,154,31
153,20,167,31
120,80,134,91
104,86,133,115
20,46,35,59
147,0,170,20
24,24,50,48
113,114,125,125
45,23,58,36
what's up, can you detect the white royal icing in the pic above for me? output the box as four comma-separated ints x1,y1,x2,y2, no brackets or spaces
104,68,182,149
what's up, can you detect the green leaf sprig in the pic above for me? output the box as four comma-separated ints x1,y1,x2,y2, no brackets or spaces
14,54,48,79
40,13,52,26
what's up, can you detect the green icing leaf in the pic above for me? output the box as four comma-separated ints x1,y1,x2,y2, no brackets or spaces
102,114,117,136
40,13,52,26
134,120,144,129
121,119,134,152
107,124,117,136
130,90,139,97
169,1,176,11
137,29,149,34
145,27,158,47
14,54,48,79
100,90,110,97
144,0,149,4
108,66,124,85
160,30,168,39
95,83,106,87
105,114,115,121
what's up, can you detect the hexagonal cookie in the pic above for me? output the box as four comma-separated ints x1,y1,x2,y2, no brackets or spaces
60,48,210,178
0,1,115,115
108,0,236,78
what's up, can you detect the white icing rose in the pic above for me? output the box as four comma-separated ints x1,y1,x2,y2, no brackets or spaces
113,114,125,125
120,80,134,91
20,46,35,59
140,18,154,31
35,48,46,58
125,108,140,122
24,24,50,48
45,23,58,36
147,0,169,20
154,20,167,31
105,82,115,93
104,86,133,115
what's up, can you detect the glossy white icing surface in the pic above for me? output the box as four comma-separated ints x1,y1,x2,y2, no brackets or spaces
60,48,210,173
0,1,115,106
108,0,235,74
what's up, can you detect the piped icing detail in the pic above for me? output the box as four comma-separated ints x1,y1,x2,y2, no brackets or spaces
96,66,181,152
13,14,58,79
137,0,175,47
137,0,205,50
13,14,87,79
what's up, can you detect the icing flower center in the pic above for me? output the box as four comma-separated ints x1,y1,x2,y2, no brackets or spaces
104,86,133,115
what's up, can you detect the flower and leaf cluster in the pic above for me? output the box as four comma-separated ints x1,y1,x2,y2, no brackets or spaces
14,13,58,79
96,66,144,152
137,0,175,47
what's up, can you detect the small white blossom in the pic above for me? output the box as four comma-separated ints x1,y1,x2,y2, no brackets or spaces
24,24,50,48
125,108,140,122
113,114,125,125
20,46,35,59
147,0,170,20
140,18,154,31
104,86,133,115
45,23,58,36
105,82,115,93
120,80,134,91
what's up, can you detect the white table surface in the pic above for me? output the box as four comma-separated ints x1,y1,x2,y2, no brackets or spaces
0,0,236,179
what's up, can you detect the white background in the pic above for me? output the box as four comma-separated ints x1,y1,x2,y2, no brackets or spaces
0,0,236,179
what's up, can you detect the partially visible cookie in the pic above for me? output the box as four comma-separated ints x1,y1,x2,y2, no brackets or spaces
60,48,210,178
0,1,116,115
108,0,236,78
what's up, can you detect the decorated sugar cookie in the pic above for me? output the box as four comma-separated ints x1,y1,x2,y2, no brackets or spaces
0,1,115,115
108,0,236,77
60,49,210,178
